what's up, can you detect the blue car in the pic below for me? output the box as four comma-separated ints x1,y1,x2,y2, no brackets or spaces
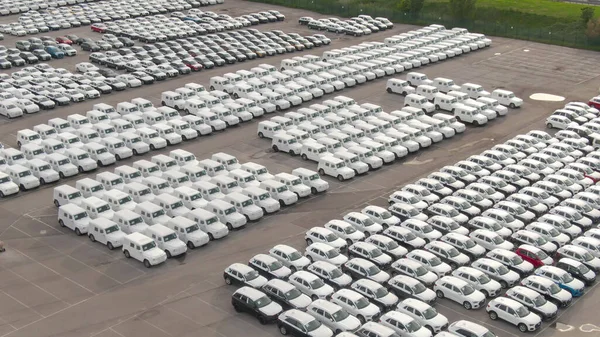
45,46,64,59
535,266,585,297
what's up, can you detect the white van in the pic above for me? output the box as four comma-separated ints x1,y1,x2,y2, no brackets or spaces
113,209,149,234
143,176,174,195
153,193,190,218
185,208,229,240
172,186,208,210
156,106,181,121
416,85,439,101
224,192,264,221
272,133,302,155
212,152,241,171
193,180,225,201
151,123,182,146
301,142,329,162
76,177,105,198
432,77,461,93
433,93,459,112
115,165,143,184
116,102,141,117
243,186,281,213
292,168,329,194
386,78,415,96
133,159,162,178
198,159,227,177
67,114,92,130
317,156,356,181
103,189,136,212
76,128,101,144
41,138,66,156
88,218,126,250
142,111,165,126
135,201,171,225
257,121,284,139
81,196,115,220
118,132,150,155
167,119,198,141
17,129,42,148
210,175,242,194
45,153,78,178
93,103,119,119
204,199,247,230
241,162,275,182
406,72,433,86
123,182,154,203
7,164,39,190
83,142,116,167
131,98,155,113
260,180,299,206
86,109,112,124
229,169,260,188
53,184,83,207
454,105,487,126
165,216,210,249
404,94,435,113
461,83,490,99
163,170,192,188
122,232,167,268
136,127,168,150
58,203,90,236
180,164,210,183
160,91,185,110
151,154,179,172
101,137,133,161
92,123,117,138
48,117,75,134
181,115,212,136
491,89,523,108
33,124,58,140
96,171,124,191
275,172,312,198
26,159,59,184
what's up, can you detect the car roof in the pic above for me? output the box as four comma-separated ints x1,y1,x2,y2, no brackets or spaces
491,297,523,310
228,262,254,274
234,286,265,300
449,320,489,335
473,257,502,268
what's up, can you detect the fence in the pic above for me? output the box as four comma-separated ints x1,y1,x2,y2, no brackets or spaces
250,0,600,51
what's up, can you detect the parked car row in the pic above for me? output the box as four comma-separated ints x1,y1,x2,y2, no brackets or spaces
219,129,600,336
87,29,329,76
0,40,77,70
88,10,276,42
0,0,102,16
52,150,329,267
257,95,466,181
300,14,393,36
387,73,522,126
0,0,221,36
545,101,600,138
0,62,151,118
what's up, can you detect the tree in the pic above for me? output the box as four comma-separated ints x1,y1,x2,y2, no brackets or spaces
586,17,600,38
396,0,425,16
449,0,477,21
581,7,595,27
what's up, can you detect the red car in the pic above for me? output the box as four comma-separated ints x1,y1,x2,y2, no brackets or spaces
90,24,107,33
183,61,203,72
55,37,72,45
588,96,600,109
515,245,553,268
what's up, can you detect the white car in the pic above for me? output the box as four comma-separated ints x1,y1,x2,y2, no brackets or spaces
269,244,311,272
433,276,486,310
305,242,348,266
288,270,334,300
331,288,381,324
452,266,502,298
379,311,432,337
76,62,99,73
396,298,448,334
471,257,520,289
505,286,558,321
487,297,541,332
0,172,19,197
361,205,400,228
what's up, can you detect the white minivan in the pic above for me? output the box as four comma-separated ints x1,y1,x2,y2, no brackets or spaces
292,168,329,194
165,216,210,249
58,203,90,236
260,180,299,206
88,218,126,250
53,184,83,207
122,232,167,268
318,156,356,181
404,94,435,113
224,192,264,222
144,224,187,258
204,199,247,230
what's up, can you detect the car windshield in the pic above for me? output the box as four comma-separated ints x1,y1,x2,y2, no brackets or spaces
355,297,370,309
245,270,259,281
171,201,183,209
163,233,177,242
142,241,156,251
461,284,475,295
276,186,288,193
492,236,504,244
119,196,132,204
414,265,428,276
152,210,165,218
310,278,325,289
422,225,434,233
582,251,595,261
367,265,381,275
254,296,271,308
413,282,426,294
516,306,530,318
105,225,119,234
331,309,349,321
73,212,87,220
497,265,510,275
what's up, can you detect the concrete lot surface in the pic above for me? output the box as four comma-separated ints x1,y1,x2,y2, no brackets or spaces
1,1,600,337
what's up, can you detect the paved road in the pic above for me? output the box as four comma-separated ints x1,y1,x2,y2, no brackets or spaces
2,1,600,337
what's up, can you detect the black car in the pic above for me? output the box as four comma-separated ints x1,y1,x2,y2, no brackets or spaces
6,55,26,67
205,53,225,66
261,281,311,311
81,42,101,52
170,62,192,75
103,78,127,91
76,37,94,45
89,81,113,94
32,49,51,61
0,59,11,69
66,34,80,43
20,52,39,64
232,287,282,325
556,258,596,286
216,52,235,64
89,52,107,65
45,92,70,106
130,71,155,85
118,36,135,47
228,50,247,62
298,17,312,25
30,95,56,109
98,68,119,77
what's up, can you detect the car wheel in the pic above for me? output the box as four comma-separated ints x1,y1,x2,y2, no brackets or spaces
40,178,46,185
357,315,365,324
124,250,130,258
518,323,528,332
311,295,318,301
346,239,353,246
89,234,95,242
107,242,114,250
97,160,103,167
226,223,233,231
473,120,479,126
311,187,317,194
450,262,457,270
278,325,288,335
481,290,489,298
144,259,151,268
290,266,297,273
59,172,64,179
435,104,440,110
225,276,232,285
547,123,553,129
258,316,268,325
115,154,121,161
208,233,214,241
500,280,508,289
510,103,516,109
289,150,296,156
302,154,308,160
272,145,278,152
75,228,82,236
386,88,392,93
187,241,196,249
150,144,155,150
306,255,313,263
78,166,84,173
463,301,472,310
436,290,445,298
489,311,498,320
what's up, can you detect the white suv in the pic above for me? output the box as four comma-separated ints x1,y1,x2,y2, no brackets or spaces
433,276,486,310
330,288,381,324
486,297,542,332
396,298,448,334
